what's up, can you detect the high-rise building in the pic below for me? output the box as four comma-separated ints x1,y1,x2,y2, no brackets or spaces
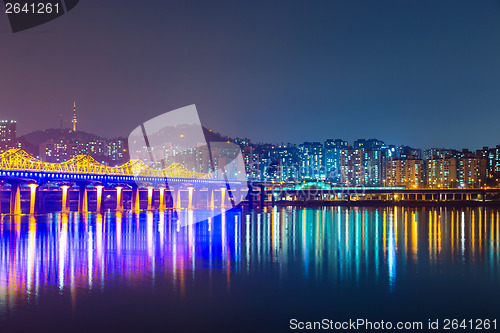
385,158,425,188
39,139,80,163
426,157,457,188
274,146,298,181
79,139,107,156
380,145,398,183
299,142,324,180
458,157,486,188
340,147,364,186
324,139,347,182
477,146,500,177
243,146,260,180
0,120,16,152
363,148,382,186
490,146,500,174
339,146,383,186
259,153,272,181
107,138,127,164
39,136,128,164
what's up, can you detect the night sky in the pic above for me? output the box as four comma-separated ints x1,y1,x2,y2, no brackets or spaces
1,0,500,149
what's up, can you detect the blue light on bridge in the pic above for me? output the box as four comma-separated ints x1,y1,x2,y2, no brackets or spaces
0,168,244,189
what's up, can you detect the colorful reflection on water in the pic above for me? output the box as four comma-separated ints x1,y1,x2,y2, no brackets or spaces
1,206,500,327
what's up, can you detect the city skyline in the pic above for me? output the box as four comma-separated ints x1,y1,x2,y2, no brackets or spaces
7,114,500,152
1,117,498,190
1,1,500,149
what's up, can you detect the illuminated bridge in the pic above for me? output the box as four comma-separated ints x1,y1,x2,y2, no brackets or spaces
0,149,247,214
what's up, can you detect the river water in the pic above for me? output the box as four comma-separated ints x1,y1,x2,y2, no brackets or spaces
0,206,499,332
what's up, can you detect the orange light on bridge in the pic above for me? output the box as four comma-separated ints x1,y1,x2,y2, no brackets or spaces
28,184,38,214
187,187,194,210
61,185,70,212
96,186,104,212
158,188,165,211
220,187,226,210
116,186,123,211
147,186,154,210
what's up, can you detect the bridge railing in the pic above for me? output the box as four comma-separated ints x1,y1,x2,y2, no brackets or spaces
0,149,212,179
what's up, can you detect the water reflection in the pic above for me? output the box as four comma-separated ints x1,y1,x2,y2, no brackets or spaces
1,206,500,316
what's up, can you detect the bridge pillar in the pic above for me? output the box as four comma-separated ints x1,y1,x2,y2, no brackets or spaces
116,186,123,211
174,188,182,211
147,187,154,210
96,185,104,212
61,185,70,213
220,187,226,209
187,187,194,209
28,184,38,215
159,187,166,211
10,181,21,215
209,188,215,209
78,183,88,214
131,185,140,211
